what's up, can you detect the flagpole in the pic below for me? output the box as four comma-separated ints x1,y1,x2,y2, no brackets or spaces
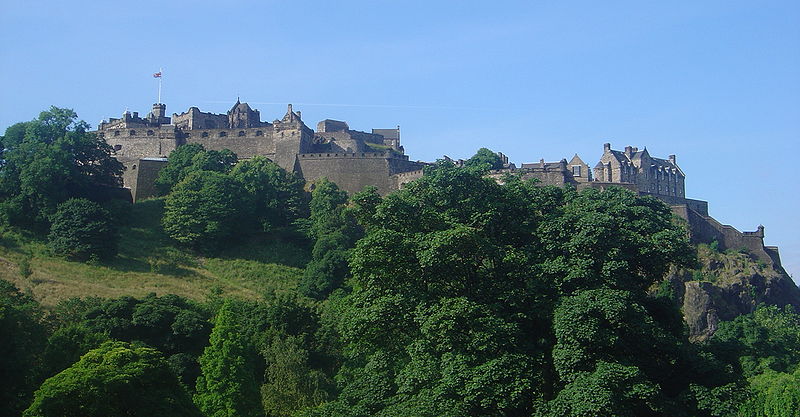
157,67,162,104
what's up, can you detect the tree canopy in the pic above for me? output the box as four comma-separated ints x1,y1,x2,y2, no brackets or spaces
23,341,202,417
0,107,124,230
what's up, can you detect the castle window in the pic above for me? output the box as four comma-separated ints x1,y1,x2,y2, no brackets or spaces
114,144,122,151
572,166,581,176
129,130,136,136
147,130,155,136
219,131,227,137
201,132,209,138
238,131,245,137
114,130,120,136
255,130,263,136
132,164,137,170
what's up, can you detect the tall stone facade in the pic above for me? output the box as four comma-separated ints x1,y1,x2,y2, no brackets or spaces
96,101,426,200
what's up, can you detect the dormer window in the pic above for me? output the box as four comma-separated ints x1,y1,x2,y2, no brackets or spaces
572,166,581,176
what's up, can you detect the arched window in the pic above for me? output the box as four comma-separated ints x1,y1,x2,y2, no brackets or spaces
201,132,209,138
129,130,136,136
114,130,120,136
147,130,155,136
132,164,137,170
255,130,263,136
238,131,245,137
219,131,227,137
114,144,122,151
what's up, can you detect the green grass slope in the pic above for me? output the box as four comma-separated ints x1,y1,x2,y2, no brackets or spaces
0,199,310,307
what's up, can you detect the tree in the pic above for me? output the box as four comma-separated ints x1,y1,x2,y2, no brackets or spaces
23,341,202,417
41,324,107,379
47,198,118,261
0,107,124,230
154,144,206,196
261,335,333,417
162,170,251,250
229,156,307,231
194,300,263,417
464,147,504,171
304,165,703,416
299,178,360,299
0,280,48,417
155,144,238,195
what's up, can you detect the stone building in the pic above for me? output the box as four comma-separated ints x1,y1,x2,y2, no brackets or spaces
95,100,782,270
593,143,685,198
97,101,425,200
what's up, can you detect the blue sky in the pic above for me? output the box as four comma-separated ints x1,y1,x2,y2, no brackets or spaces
1,0,798,282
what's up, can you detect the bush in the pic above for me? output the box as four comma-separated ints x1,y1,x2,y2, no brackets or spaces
47,198,118,261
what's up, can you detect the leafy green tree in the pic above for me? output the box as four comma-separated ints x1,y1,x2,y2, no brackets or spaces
80,294,211,387
305,165,701,416
299,178,360,299
229,156,307,231
0,280,48,417
23,341,202,417
47,198,118,261
464,147,504,171
162,170,251,250
0,107,123,230
712,305,800,378
350,186,382,229
155,145,238,195
261,335,334,417
154,143,206,195
41,324,107,378
195,300,263,417
740,368,800,417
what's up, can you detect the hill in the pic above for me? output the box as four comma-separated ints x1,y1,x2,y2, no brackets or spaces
0,198,310,307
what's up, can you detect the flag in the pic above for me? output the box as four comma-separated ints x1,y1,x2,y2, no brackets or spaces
153,71,162,78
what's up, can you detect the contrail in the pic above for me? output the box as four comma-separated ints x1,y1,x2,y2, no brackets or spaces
201,100,500,111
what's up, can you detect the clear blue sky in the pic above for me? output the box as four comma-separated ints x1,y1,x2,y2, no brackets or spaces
1,0,798,282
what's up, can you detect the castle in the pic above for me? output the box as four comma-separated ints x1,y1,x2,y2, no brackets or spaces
96,101,783,269
97,101,426,199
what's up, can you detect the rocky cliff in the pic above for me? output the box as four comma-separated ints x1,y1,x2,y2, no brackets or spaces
667,245,800,341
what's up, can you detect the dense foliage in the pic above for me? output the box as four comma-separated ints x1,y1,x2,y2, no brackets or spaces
47,198,118,261
0,107,123,231
1,128,799,416
464,147,504,171
24,341,203,417
163,170,252,250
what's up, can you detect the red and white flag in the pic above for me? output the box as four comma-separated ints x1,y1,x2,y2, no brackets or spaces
153,71,162,78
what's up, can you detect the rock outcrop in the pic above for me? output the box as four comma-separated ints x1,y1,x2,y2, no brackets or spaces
670,245,800,341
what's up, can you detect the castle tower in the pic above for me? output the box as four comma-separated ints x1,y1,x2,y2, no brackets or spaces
227,99,262,128
273,104,313,172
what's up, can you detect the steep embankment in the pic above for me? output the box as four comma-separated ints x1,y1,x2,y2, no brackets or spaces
0,199,310,307
669,244,800,341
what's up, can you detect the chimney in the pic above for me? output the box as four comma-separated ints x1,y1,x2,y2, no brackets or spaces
603,143,611,152
287,104,293,113
132,112,138,118
296,111,301,119
632,147,638,152
624,146,633,156
669,154,676,164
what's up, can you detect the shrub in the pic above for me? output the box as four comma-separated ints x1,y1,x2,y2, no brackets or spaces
47,198,118,261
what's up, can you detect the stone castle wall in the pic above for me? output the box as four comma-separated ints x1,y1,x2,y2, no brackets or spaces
297,152,425,195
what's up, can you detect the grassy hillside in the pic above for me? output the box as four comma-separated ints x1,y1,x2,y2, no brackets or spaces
0,199,310,307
